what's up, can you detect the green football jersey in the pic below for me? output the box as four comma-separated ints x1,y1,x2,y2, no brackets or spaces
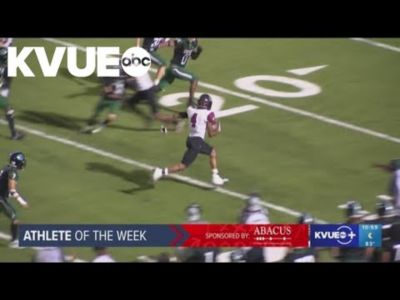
170,38,199,68
142,38,168,52
0,165,19,198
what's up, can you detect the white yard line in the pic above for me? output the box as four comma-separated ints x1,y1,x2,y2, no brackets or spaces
350,38,400,53
0,231,11,240
0,119,316,221
0,230,87,261
40,38,400,145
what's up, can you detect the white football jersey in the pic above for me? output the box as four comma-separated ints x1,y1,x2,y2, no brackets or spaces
187,106,216,139
92,254,115,263
243,211,270,224
34,247,65,262
393,170,400,209
135,72,154,91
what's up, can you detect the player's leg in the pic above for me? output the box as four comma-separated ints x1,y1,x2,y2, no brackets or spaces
125,91,143,108
199,141,229,185
1,67,13,90
143,88,183,130
152,138,199,181
170,67,198,104
189,79,198,104
81,98,105,133
149,52,167,85
0,197,20,247
87,97,105,125
156,67,176,92
0,95,24,140
92,100,122,134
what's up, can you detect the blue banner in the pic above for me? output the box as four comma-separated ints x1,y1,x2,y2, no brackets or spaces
19,224,383,248
310,224,381,247
358,224,382,247
18,224,190,247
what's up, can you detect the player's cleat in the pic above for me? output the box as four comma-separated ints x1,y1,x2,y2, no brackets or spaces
152,168,163,182
9,240,24,249
11,131,25,140
161,126,168,134
80,125,95,134
80,124,104,134
212,173,229,186
91,125,105,134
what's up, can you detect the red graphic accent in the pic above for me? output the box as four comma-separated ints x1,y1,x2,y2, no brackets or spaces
169,225,184,246
181,224,309,247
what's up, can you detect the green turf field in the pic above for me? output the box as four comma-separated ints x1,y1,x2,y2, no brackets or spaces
1,38,399,262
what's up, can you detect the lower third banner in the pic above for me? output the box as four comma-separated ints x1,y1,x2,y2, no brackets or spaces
18,224,309,247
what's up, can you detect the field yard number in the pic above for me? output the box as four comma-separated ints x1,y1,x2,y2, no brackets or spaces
159,92,259,119
159,92,225,111
159,73,322,118
234,75,321,99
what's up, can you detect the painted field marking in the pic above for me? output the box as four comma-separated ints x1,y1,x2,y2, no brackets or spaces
287,65,328,76
40,38,400,145
0,119,325,223
350,38,400,53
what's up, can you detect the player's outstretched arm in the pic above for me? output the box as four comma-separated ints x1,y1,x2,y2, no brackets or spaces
8,179,28,208
159,38,174,48
207,121,220,138
372,163,392,172
191,45,203,60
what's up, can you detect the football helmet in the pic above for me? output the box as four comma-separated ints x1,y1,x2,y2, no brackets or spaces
197,94,212,110
9,151,26,169
344,200,364,218
377,200,395,217
185,203,202,222
298,212,314,224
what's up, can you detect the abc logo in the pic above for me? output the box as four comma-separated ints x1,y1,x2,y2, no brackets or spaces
121,47,151,77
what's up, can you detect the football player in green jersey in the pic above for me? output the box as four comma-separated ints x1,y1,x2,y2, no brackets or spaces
136,38,174,85
284,213,318,262
81,68,129,134
156,38,202,105
0,152,28,248
0,38,24,140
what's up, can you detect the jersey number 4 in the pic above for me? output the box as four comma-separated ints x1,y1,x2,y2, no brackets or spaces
190,113,197,128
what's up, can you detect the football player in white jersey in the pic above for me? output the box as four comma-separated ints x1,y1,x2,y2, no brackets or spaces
239,193,269,224
152,94,228,186
125,72,182,129
33,247,65,262
92,247,115,263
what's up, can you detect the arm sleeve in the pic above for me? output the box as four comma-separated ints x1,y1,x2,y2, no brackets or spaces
8,169,18,181
207,112,217,125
